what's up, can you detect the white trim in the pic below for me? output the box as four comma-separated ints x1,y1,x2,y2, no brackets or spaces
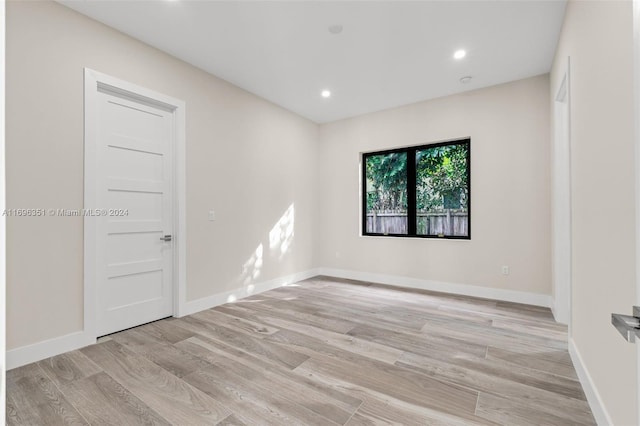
180,269,320,317
6,332,93,370
549,304,558,323
83,69,98,346
634,1,640,422
551,57,572,326
633,0,640,424
569,338,613,426
83,68,187,340
318,267,552,307
0,0,6,418
174,102,187,317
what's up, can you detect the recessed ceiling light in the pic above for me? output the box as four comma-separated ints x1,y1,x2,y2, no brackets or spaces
328,25,343,35
454,49,467,60
460,76,472,84
321,90,331,98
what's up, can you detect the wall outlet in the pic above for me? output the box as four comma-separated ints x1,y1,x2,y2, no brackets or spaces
501,266,510,275
208,210,216,221
335,251,340,258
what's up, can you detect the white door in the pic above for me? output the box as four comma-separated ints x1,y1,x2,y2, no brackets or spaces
93,85,175,337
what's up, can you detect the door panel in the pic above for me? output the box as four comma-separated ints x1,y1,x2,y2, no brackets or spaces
106,270,164,310
95,89,174,337
107,233,164,264
106,146,164,182
107,191,163,220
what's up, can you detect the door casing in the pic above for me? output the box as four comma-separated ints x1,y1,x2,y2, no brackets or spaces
552,59,572,327
633,0,640,421
83,68,187,342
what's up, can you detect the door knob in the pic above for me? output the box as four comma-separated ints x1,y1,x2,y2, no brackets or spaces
611,306,640,343
160,235,172,242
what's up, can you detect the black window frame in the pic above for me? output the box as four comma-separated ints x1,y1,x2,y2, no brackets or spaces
361,138,471,240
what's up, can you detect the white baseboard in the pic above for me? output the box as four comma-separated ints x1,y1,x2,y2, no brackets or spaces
550,304,569,325
7,267,551,370
318,267,553,307
7,331,93,370
179,268,320,317
7,268,319,370
551,294,570,325
568,338,612,426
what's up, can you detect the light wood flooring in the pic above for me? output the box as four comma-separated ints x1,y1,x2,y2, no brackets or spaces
7,277,595,425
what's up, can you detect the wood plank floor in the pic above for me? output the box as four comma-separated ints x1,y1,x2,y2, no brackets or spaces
7,277,596,425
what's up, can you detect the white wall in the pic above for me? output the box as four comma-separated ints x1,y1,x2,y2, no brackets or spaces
317,75,551,299
551,1,637,424
6,0,318,350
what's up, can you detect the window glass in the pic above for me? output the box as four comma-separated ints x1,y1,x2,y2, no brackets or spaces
364,152,408,235
362,139,470,239
416,143,469,237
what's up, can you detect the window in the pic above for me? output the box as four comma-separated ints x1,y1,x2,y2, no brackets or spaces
362,138,470,239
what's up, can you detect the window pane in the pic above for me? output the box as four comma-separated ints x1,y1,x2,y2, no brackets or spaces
416,143,469,237
365,152,408,234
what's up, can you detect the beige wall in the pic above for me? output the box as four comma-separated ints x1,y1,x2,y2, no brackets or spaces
317,75,551,296
551,1,637,424
6,0,319,349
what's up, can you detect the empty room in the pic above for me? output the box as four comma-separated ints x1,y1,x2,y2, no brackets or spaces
3,0,640,424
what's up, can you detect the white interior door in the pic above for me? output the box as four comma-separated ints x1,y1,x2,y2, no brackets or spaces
94,87,175,337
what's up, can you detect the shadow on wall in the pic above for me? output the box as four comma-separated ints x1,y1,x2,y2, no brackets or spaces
227,203,295,303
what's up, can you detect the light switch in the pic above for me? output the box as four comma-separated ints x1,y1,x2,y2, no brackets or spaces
208,210,216,221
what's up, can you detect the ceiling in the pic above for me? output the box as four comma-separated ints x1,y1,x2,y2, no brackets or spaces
59,0,567,123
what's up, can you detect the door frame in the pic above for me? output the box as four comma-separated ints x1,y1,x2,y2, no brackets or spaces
83,68,187,342
552,58,572,327
634,0,640,421
0,0,6,417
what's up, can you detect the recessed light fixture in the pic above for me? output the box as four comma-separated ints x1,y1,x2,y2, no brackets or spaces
328,24,343,35
321,90,331,98
460,76,472,84
454,49,467,60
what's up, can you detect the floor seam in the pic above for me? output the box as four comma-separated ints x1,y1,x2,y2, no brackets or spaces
342,398,365,425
